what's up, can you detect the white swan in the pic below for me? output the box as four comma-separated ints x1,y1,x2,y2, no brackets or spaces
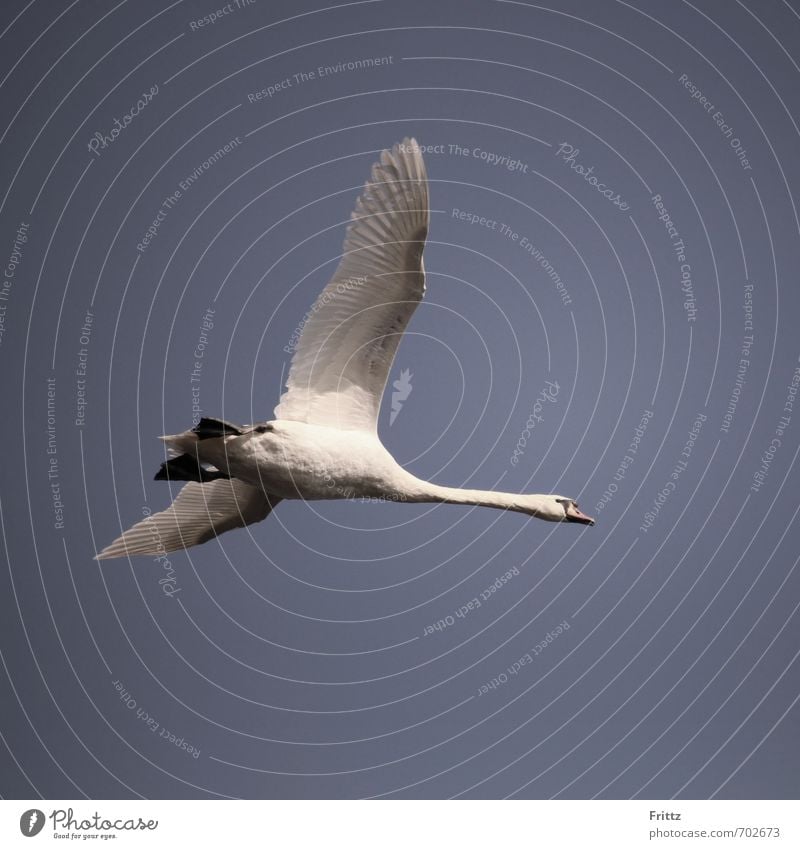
97,139,593,560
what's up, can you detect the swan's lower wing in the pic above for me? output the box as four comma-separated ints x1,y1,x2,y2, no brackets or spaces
95,479,280,560
274,138,429,432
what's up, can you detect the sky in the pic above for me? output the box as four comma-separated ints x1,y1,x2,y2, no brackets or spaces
0,0,799,799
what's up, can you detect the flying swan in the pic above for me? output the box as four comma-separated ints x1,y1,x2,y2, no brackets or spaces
96,138,593,560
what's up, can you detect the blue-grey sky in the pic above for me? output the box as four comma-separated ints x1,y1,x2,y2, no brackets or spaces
1,0,799,800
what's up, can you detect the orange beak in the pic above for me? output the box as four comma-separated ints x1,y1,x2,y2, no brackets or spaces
566,503,595,526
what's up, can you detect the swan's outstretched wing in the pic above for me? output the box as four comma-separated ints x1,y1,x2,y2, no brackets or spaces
95,479,279,559
274,138,429,432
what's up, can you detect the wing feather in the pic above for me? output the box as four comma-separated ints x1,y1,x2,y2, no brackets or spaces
95,479,279,559
274,138,429,431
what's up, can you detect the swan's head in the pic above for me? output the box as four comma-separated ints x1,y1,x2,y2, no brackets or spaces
520,495,595,525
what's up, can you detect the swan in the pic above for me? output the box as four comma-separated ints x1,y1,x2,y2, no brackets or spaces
96,138,593,560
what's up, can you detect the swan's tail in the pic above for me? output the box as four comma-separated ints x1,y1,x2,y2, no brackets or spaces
158,430,198,457
155,453,230,483
158,417,244,456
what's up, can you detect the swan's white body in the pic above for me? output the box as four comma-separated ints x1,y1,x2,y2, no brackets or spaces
182,420,415,501
97,139,593,560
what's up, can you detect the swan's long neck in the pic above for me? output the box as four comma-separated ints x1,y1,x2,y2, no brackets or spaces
401,479,548,515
